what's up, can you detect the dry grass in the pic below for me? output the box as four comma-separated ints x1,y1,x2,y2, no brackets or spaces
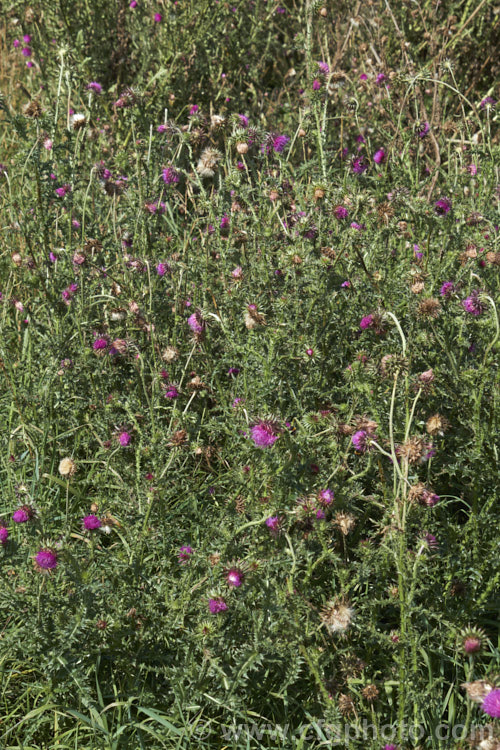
0,22,27,159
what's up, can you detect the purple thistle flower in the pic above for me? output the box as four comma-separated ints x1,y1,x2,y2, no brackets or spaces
187,311,205,334
35,548,58,570
440,281,455,297
463,636,482,654
261,133,290,155
416,121,430,138
351,156,367,174
318,488,334,506
480,96,496,110
13,506,34,523
312,79,321,91
238,114,249,128
189,104,199,115
178,545,193,563
145,200,166,214
251,421,280,448
419,369,434,384
225,568,243,587
231,266,243,280
83,514,101,530
317,61,330,75
384,745,398,750
0,526,8,545
373,149,386,164
93,337,108,351
423,490,439,507
352,430,369,452
227,367,240,377
360,314,374,330
87,82,103,94
162,166,179,184
21,47,32,57
434,197,452,215
153,12,162,22
303,223,318,240
208,597,227,614
482,689,500,718
265,516,282,534
462,290,485,316
273,134,290,153
55,184,71,198
165,385,179,399
118,431,132,447
376,72,387,85
334,205,349,220
156,261,170,276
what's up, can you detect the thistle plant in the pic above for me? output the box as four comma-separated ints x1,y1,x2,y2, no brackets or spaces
0,0,498,747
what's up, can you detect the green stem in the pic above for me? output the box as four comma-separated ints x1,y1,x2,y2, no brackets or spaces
482,295,499,366
385,312,407,355
405,388,422,443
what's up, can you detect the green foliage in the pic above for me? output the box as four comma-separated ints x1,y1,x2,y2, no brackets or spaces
0,0,499,747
